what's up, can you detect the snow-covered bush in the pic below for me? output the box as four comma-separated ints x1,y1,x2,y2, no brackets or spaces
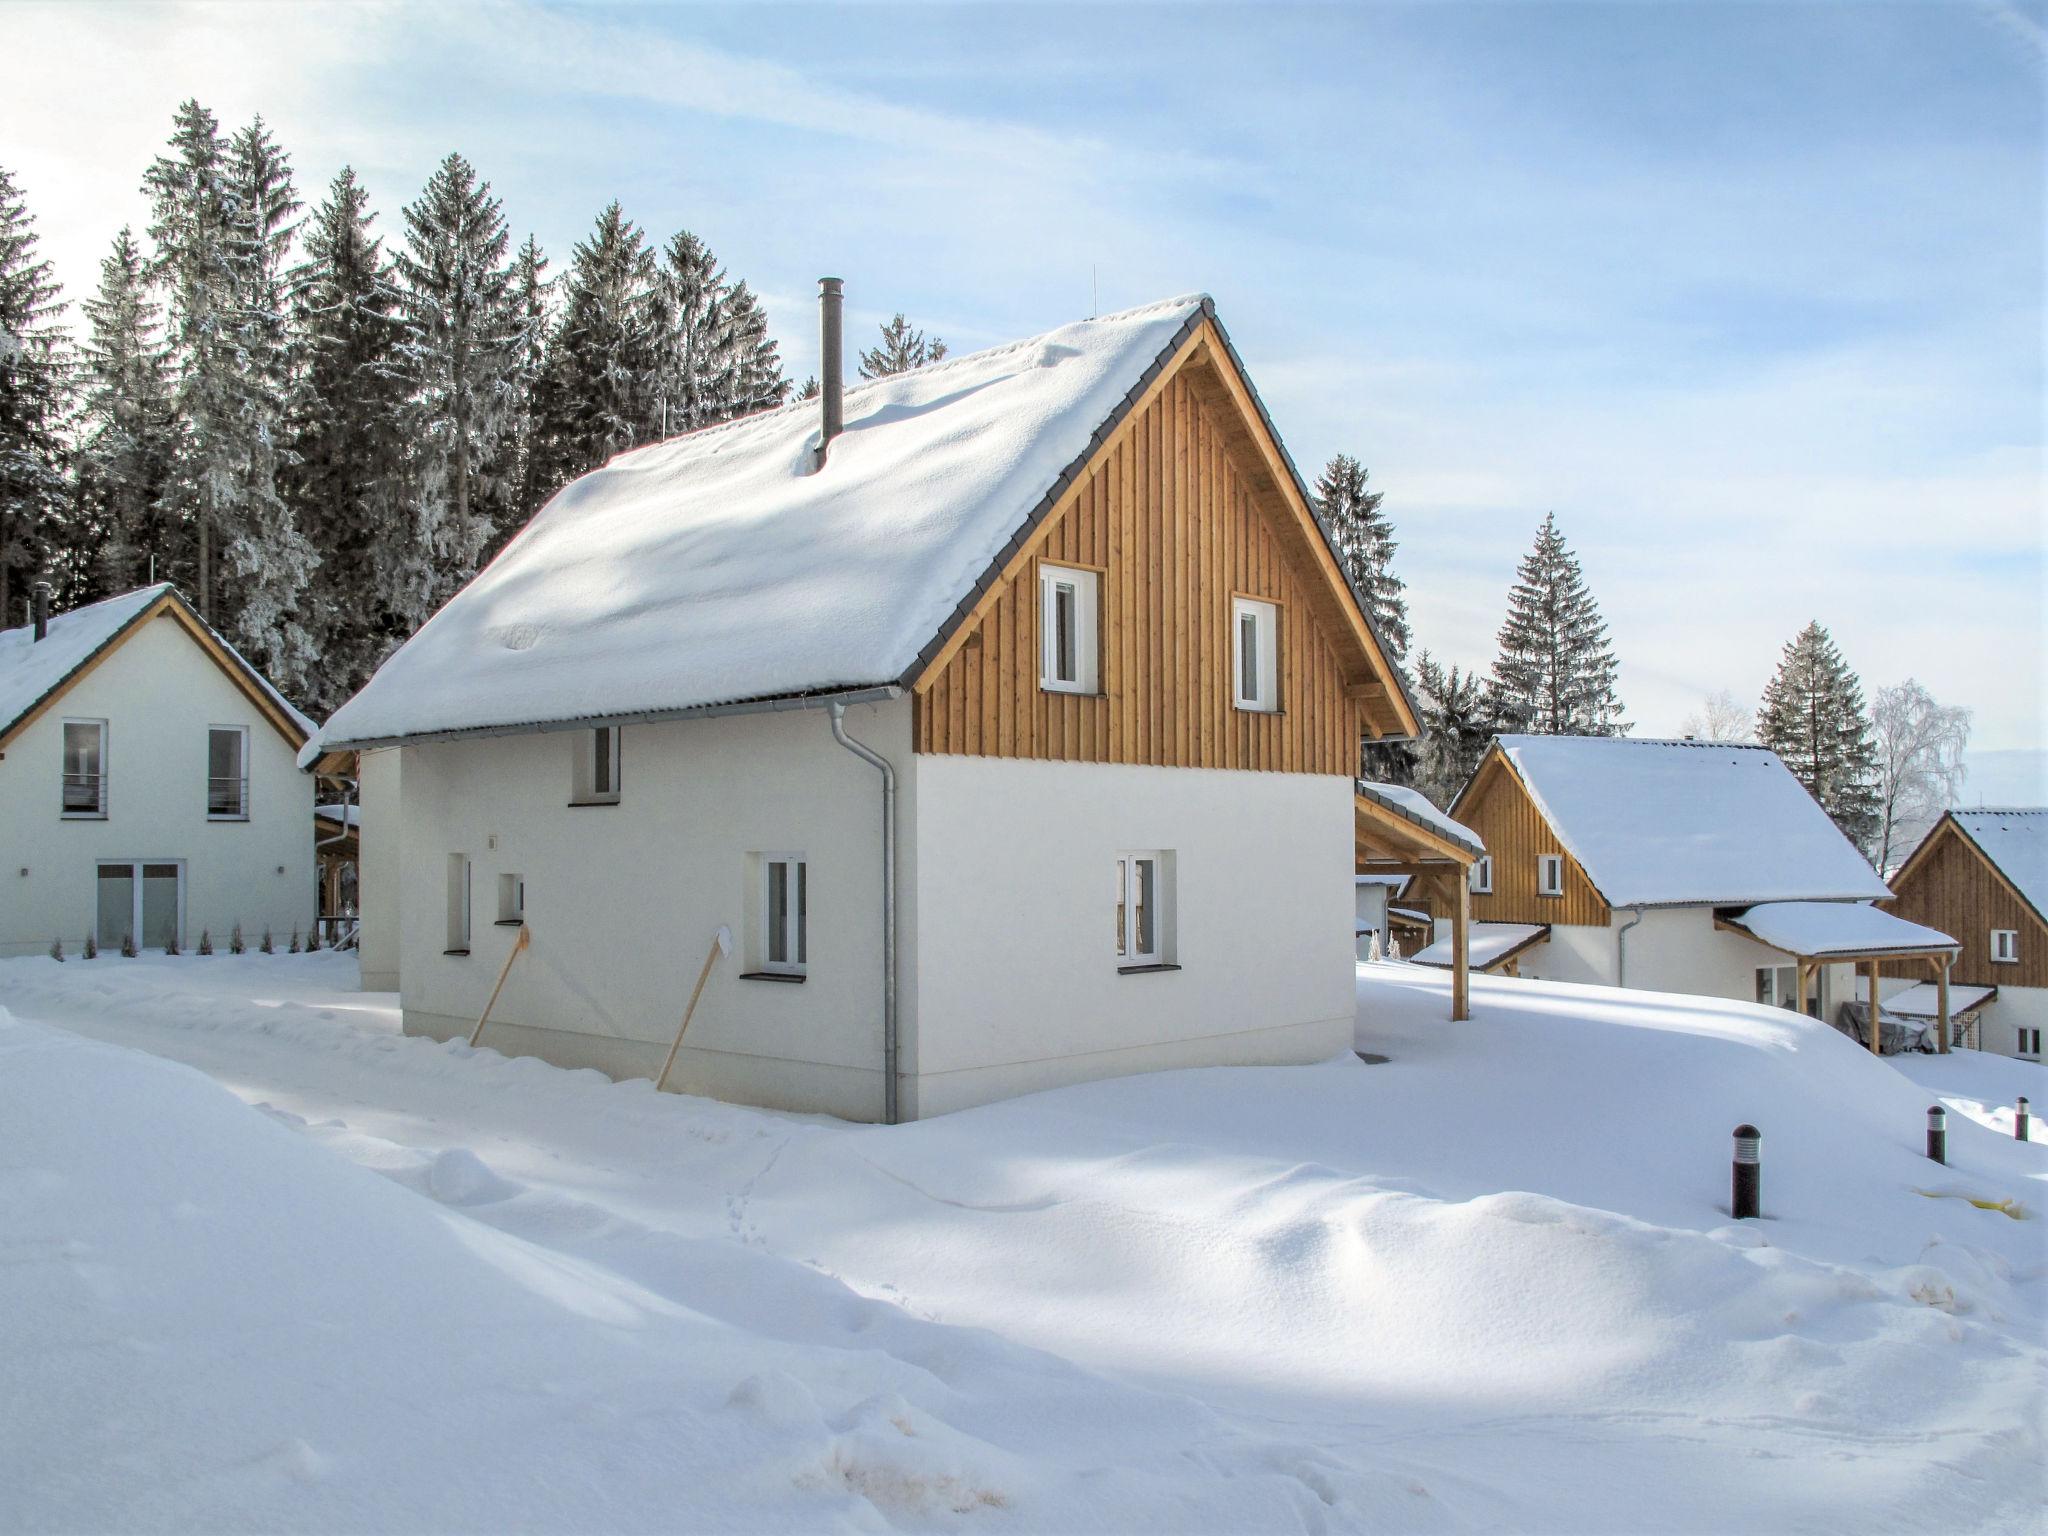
259,929,273,956
48,937,64,962
229,923,245,955
82,933,97,960
120,932,137,958
198,929,213,955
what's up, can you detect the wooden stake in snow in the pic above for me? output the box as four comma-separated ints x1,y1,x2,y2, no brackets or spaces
467,925,531,1048
657,926,733,1094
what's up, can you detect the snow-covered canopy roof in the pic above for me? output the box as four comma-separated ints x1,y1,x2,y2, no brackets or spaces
0,584,313,748
314,294,1405,753
1876,981,1997,1019
1724,901,1956,959
1412,922,1550,971
1477,736,1893,908
1355,780,1485,860
1947,809,2048,923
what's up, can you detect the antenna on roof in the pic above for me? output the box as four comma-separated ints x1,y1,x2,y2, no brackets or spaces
1091,264,1098,319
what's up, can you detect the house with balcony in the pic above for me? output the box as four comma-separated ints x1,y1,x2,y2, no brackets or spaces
306,289,1419,1121
0,583,316,957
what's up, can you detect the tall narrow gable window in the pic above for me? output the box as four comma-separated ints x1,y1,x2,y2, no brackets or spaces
1536,854,1564,897
1232,598,1279,712
572,726,622,805
1039,563,1099,694
1470,856,1493,894
208,726,249,819
1991,928,2018,964
62,719,107,817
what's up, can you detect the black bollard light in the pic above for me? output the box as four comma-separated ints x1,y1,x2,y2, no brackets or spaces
1926,1105,1947,1165
1732,1124,1761,1219
2018,1097,2031,1143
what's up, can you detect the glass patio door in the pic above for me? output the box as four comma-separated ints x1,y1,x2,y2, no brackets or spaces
95,861,182,950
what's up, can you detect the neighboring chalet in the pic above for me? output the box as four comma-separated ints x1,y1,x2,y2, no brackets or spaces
306,291,1418,1121
1881,809,2047,1059
1423,736,1961,1048
0,583,316,957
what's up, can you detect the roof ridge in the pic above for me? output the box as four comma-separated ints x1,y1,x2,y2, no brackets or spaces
1502,733,1771,752
1954,806,2048,815
0,581,169,643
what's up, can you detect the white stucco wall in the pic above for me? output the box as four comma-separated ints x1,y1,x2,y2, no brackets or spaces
355,747,401,991
391,699,909,1121
0,613,313,956
907,756,1355,1118
1971,984,2047,1059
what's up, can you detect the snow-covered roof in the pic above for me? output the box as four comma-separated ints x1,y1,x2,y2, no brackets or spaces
318,293,1401,753
1876,981,1997,1019
0,584,313,746
1356,780,1485,859
1412,922,1550,971
1725,901,1957,959
1355,874,1408,888
314,803,362,828
1947,809,2048,923
1481,736,1892,907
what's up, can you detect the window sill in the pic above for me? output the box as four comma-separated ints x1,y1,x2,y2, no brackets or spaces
1040,684,1104,698
1117,962,1182,976
442,948,471,957
61,811,107,821
566,799,621,809
207,815,250,823
1231,703,1282,715
740,970,806,984
494,919,525,928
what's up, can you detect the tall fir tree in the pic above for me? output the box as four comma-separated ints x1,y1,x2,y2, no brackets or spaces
643,228,786,439
858,312,946,377
76,226,176,599
529,202,659,491
1756,621,1881,854
1314,453,1409,662
507,233,554,522
1487,512,1628,737
394,152,524,608
716,279,787,418
0,165,72,627
215,115,315,691
285,167,411,712
1409,651,1498,808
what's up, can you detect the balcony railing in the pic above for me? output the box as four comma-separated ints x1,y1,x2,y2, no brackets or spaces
62,771,105,816
207,775,249,819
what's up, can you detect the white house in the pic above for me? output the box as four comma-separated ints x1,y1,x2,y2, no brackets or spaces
1419,736,1959,1042
308,289,1419,1121
0,584,316,957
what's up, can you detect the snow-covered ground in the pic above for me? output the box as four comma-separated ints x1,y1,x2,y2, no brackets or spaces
2,953,2042,1533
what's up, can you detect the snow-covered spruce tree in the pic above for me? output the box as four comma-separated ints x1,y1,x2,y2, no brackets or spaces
394,153,524,610
1870,679,1970,874
0,165,72,628
1315,454,1409,663
214,116,316,695
1487,512,1628,737
716,280,787,418
507,234,555,523
858,312,946,378
77,227,178,596
1756,621,1880,854
285,167,413,713
1410,651,1500,808
528,203,659,491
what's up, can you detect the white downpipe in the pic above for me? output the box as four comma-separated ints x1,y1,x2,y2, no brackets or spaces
1616,904,1646,988
828,701,898,1125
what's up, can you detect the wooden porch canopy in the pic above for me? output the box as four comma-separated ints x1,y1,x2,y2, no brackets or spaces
1717,901,1962,1054
1355,780,1485,1021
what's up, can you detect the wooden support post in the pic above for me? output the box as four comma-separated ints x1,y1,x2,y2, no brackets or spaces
1793,961,1808,1018
1452,866,1471,1023
1933,955,1950,1054
1865,959,1881,1054
467,925,531,1048
657,927,733,1094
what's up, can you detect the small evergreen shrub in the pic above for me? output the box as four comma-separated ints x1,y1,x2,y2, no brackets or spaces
307,924,322,953
198,929,213,955
230,923,245,955
83,933,97,960
120,932,137,958
288,928,301,954
164,931,181,956
259,928,274,955
49,937,64,962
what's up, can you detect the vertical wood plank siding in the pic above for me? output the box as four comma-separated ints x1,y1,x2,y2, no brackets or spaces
913,372,1363,775
1882,823,2048,987
1448,755,1611,926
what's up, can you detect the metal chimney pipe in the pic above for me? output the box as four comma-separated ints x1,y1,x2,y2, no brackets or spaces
816,276,844,470
31,580,51,642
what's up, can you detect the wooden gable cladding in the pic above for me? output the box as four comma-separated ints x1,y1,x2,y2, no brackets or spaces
912,364,1366,775
1447,750,1612,926
1881,819,2048,989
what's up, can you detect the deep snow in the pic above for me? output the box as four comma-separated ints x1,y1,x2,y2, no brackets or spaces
1,952,2042,1534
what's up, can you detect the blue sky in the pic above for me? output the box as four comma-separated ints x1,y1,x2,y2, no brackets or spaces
8,1,2043,767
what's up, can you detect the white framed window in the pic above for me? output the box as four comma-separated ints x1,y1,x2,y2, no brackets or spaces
1232,598,1279,712
62,718,107,817
756,853,808,976
497,873,525,925
1990,928,2019,965
1039,563,1100,694
446,854,471,953
572,726,622,805
1469,856,1493,894
2019,1027,2042,1059
95,860,183,950
1755,964,1796,1011
207,725,249,819
1116,850,1174,969
1536,854,1565,897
